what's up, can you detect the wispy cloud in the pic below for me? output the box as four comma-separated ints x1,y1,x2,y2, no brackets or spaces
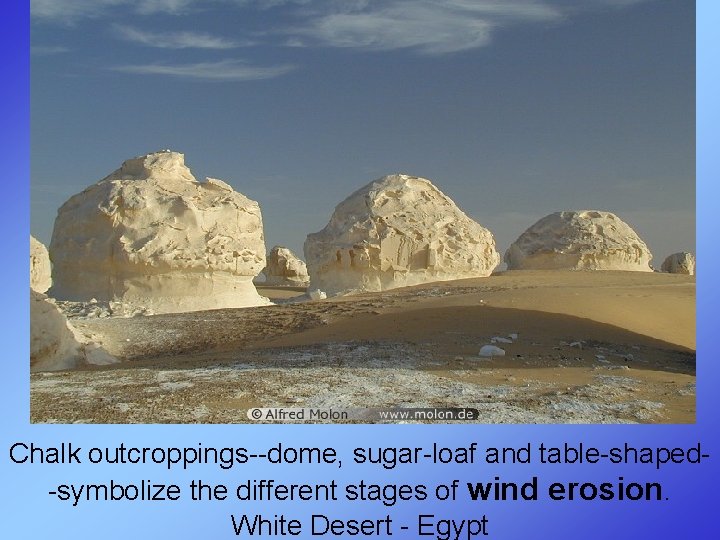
31,0,308,22
32,0,120,21
133,0,200,15
289,1,563,55
111,59,296,81
33,0,658,56
114,24,243,49
31,0,197,22
31,45,71,56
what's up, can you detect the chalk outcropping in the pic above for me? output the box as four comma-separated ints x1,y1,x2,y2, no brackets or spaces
30,236,117,371
30,290,84,371
262,246,309,286
505,211,653,271
49,150,269,314
31,235,52,293
31,291,117,371
661,252,695,275
31,235,83,370
304,174,500,295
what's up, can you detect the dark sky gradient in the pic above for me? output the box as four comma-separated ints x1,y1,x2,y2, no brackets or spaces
31,0,695,265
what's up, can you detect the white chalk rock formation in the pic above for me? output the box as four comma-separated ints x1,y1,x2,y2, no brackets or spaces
262,246,309,286
31,235,52,293
304,174,500,295
505,211,653,271
49,150,269,314
661,252,695,275
31,291,117,371
31,290,83,371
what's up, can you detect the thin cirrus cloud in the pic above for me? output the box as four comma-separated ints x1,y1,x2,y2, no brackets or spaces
288,1,565,55
113,24,243,49
30,0,308,22
31,45,71,55
281,0,657,55
111,59,296,81
31,1,659,56
30,0,198,21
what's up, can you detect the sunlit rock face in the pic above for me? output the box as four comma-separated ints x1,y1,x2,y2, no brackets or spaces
505,210,653,271
305,174,500,296
31,235,52,293
49,150,269,313
30,290,83,371
262,246,309,286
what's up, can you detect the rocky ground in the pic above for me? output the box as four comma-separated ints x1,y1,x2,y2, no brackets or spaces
30,271,696,424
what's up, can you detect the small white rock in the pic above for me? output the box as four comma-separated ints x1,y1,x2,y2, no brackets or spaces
508,333,518,340
491,337,513,344
308,289,327,301
479,345,506,357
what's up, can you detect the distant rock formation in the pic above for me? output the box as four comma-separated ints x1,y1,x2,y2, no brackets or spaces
49,150,269,314
31,235,52,293
262,246,309,286
304,174,500,295
661,252,695,275
505,211,653,271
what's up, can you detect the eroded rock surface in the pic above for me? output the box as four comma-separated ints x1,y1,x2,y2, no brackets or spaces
661,252,695,275
31,236,52,293
31,290,83,371
262,246,309,286
505,211,653,271
305,174,500,295
49,150,269,313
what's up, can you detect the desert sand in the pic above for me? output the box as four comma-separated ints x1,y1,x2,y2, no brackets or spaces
30,270,695,424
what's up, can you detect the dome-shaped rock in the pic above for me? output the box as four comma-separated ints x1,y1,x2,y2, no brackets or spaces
504,210,652,271
304,174,500,295
661,252,695,275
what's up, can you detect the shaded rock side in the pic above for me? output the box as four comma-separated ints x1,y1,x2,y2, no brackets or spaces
304,174,500,295
49,150,269,313
505,211,653,271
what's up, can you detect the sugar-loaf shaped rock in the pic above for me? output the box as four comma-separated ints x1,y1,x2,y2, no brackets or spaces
49,150,268,313
505,210,653,271
304,174,500,295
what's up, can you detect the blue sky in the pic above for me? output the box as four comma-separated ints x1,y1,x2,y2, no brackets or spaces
31,0,695,265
